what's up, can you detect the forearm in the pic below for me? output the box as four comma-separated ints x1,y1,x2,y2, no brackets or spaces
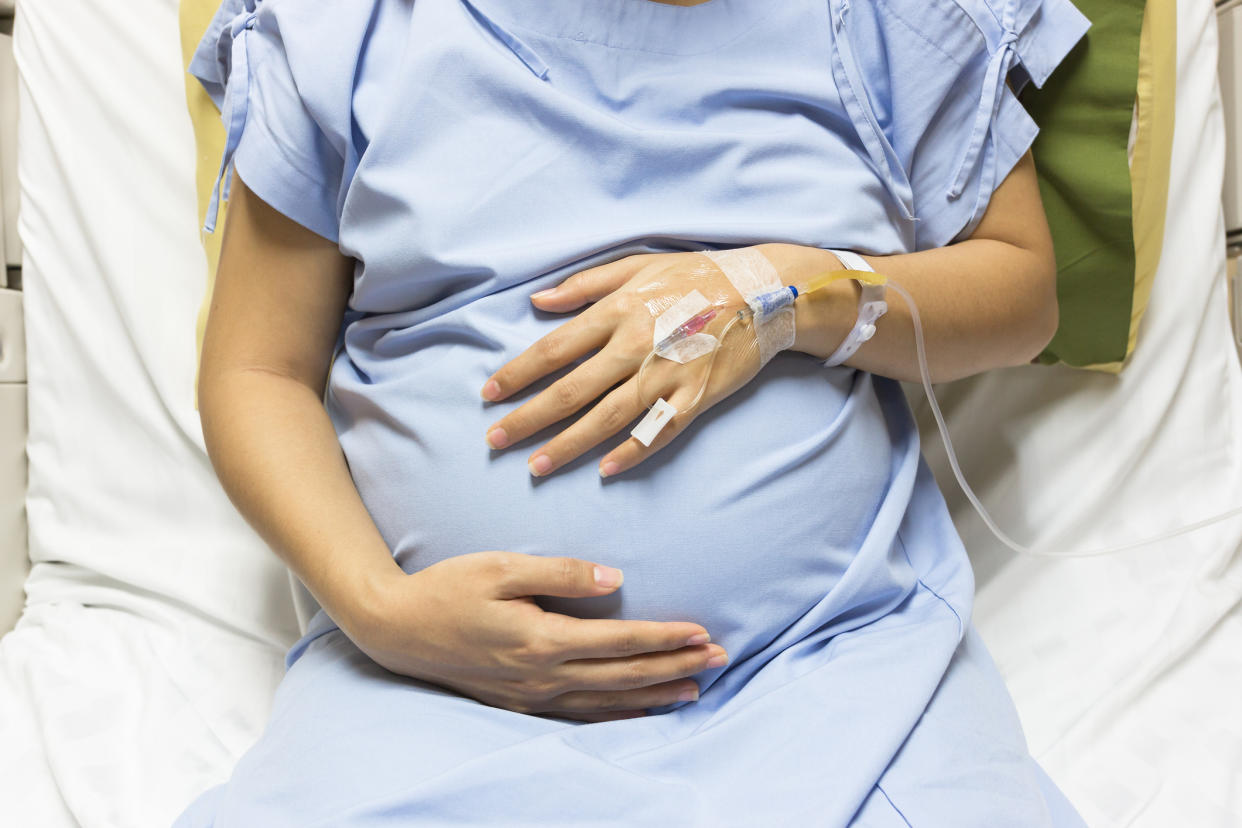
775,150,1057,382
782,238,1057,382
198,368,403,633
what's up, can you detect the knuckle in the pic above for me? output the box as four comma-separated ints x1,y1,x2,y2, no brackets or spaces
620,658,647,689
521,676,558,701
607,333,645,364
518,634,556,666
631,338,658,363
510,640,541,667
595,397,631,432
551,377,581,412
614,631,640,656
491,553,521,585
577,271,602,297
613,291,647,317
556,273,580,294
557,557,583,591
535,334,564,363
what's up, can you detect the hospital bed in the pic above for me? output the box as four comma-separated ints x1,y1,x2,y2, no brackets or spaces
1,0,1240,825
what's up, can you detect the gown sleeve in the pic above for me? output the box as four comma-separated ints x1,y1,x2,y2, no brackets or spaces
189,0,369,243
830,0,1090,249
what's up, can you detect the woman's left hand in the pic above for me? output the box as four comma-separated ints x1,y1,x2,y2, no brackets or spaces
481,246,813,477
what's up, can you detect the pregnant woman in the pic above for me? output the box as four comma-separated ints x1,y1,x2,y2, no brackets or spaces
182,0,1090,823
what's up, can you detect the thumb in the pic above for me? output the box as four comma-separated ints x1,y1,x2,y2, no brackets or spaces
491,554,624,600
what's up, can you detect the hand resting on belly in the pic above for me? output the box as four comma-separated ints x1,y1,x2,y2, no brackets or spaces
198,177,728,722
200,154,1057,720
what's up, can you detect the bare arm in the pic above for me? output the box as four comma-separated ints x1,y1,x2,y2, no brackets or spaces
198,172,400,622
199,175,723,719
790,151,1058,381
483,151,1058,476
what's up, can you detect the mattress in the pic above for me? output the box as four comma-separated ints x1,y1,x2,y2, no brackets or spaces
0,0,1238,825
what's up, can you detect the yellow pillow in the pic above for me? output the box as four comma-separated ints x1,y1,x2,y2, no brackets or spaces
1118,0,1176,371
180,0,227,406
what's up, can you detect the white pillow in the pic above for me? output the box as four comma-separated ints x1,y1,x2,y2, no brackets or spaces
912,0,1242,820
17,0,299,648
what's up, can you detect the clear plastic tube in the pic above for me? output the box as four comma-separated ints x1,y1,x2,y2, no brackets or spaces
637,312,744,415
889,279,1242,559
635,275,1242,559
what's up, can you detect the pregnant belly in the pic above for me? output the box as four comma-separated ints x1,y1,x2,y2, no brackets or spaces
329,342,898,666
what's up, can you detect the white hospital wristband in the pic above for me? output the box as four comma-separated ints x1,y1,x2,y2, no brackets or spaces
823,249,887,368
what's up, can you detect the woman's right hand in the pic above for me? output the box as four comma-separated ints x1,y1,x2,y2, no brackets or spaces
339,551,728,722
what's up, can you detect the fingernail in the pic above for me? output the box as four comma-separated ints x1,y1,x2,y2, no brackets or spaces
481,380,501,401
706,651,729,669
531,288,556,301
593,565,623,588
599,460,621,478
677,686,700,703
686,633,710,646
528,454,553,476
486,427,509,449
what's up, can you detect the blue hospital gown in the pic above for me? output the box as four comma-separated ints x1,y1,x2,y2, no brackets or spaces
182,0,1090,824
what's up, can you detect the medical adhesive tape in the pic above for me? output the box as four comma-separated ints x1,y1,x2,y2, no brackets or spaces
631,248,792,448
631,248,793,448
650,289,718,365
702,248,795,366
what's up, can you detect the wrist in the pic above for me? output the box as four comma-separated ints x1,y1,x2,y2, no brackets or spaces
794,276,860,360
327,553,409,641
753,243,862,360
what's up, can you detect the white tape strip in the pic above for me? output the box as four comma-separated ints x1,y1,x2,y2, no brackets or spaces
631,397,677,447
652,289,717,364
702,248,794,365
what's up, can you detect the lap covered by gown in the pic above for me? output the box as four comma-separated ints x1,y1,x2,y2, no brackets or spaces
180,0,1091,823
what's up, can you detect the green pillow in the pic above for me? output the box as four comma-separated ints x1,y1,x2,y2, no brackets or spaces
1023,0,1175,371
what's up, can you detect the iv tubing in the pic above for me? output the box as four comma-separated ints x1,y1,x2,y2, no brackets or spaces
889,279,1242,559
635,274,1242,559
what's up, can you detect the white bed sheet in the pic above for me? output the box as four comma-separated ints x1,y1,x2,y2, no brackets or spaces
912,0,1242,823
0,0,1238,825
1,0,297,824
